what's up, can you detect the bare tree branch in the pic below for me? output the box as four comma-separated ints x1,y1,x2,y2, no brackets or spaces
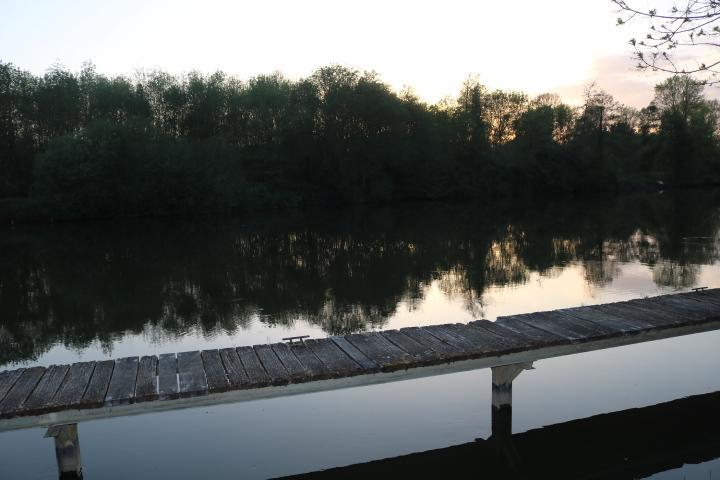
614,0,720,83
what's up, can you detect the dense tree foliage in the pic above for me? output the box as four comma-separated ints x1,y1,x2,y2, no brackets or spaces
1,61,720,219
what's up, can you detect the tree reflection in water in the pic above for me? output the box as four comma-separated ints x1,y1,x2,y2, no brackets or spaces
2,191,720,366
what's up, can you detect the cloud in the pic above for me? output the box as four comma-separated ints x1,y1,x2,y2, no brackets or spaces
550,54,664,108
549,52,720,108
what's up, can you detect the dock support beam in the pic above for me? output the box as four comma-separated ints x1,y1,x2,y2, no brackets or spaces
491,362,533,437
45,423,82,479
489,362,533,471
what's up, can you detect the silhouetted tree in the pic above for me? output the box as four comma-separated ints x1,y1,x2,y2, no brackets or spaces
0,61,718,217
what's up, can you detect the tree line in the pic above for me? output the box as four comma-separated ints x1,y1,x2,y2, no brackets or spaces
1,61,720,218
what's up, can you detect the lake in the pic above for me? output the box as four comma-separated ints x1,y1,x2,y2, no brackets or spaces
1,191,720,478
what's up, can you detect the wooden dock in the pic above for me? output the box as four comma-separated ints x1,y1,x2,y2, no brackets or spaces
1,289,720,430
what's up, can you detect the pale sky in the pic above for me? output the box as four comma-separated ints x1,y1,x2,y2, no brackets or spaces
1,0,672,107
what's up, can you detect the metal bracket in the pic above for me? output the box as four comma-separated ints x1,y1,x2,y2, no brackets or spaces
283,335,310,344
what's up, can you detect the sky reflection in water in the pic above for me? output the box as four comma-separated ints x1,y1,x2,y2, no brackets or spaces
2,192,720,369
1,193,720,478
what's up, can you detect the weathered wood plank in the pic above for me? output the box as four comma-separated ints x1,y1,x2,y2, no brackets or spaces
0,369,24,404
158,354,179,399
291,343,331,379
682,292,720,309
660,293,720,311
399,326,465,358
23,365,70,412
236,346,271,387
552,310,622,337
495,315,571,344
254,345,290,385
305,338,364,376
271,343,310,381
81,360,114,407
381,330,441,364
135,356,158,402
513,312,591,341
105,357,139,405
594,302,680,328
346,332,412,370
556,310,620,338
469,320,546,349
0,367,45,417
649,295,719,322
201,350,229,392
561,306,651,332
424,325,477,350
177,351,207,397
682,289,720,308
219,348,250,388
453,323,514,348
444,323,512,355
330,336,380,372
52,362,95,408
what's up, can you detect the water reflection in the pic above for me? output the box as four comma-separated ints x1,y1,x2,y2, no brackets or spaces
2,191,720,367
284,390,720,479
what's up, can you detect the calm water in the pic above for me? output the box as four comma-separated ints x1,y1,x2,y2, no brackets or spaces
1,192,720,478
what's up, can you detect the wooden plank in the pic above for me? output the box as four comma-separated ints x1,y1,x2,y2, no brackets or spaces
615,299,688,325
158,354,179,399
513,312,592,341
135,356,158,402
52,362,95,408
0,369,24,404
0,367,45,417
534,310,616,339
254,345,290,385
291,343,331,379
305,338,364,375
469,320,546,349
201,350,229,392
632,297,702,322
236,346,271,387
346,332,412,370
444,323,513,355
682,289,720,307
381,330,441,364
561,306,651,332
81,360,114,407
219,348,250,388
496,315,573,344
424,325,477,350
595,302,680,328
650,295,720,321
271,343,311,381
330,336,380,372
552,310,623,337
658,294,720,312
105,357,139,405
453,323,516,349
23,365,70,412
682,290,720,308
399,327,465,358
177,351,208,397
